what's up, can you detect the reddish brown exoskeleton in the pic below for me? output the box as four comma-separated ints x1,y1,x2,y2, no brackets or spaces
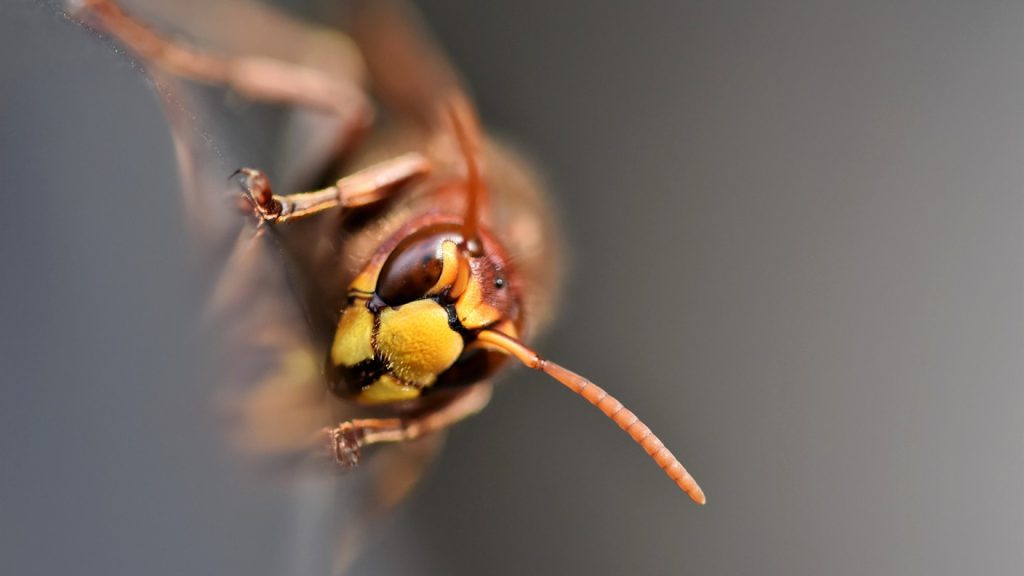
71,0,705,514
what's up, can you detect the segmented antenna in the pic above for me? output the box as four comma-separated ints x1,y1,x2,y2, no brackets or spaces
477,329,706,505
446,97,486,256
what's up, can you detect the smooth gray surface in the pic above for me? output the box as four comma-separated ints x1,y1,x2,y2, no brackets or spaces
3,1,1023,575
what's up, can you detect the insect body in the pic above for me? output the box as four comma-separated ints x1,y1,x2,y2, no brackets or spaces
73,0,705,506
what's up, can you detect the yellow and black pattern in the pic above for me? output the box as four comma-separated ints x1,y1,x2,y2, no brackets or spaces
328,216,523,405
331,295,516,404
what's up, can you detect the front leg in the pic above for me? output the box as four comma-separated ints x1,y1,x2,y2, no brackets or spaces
326,383,493,467
236,153,432,224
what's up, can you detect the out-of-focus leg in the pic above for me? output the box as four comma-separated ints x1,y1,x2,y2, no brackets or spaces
72,0,372,141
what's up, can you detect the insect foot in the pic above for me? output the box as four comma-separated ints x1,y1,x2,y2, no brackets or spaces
326,423,363,468
233,168,283,223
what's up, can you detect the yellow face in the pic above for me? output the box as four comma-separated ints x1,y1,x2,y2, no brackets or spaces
329,220,520,405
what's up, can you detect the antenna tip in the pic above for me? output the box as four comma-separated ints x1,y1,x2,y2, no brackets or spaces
692,489,707,506
684,482,706,505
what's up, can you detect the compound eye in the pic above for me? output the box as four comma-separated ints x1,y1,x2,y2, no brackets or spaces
376,224,464,306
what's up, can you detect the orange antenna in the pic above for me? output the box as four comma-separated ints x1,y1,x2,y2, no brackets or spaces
446,97,486,255
476,329,706,505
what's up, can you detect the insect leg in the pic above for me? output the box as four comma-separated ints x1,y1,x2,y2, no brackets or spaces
71,0,372,136
324,383,492,468
235,153,432,224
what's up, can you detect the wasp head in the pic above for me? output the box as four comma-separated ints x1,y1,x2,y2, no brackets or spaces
329,218,520,405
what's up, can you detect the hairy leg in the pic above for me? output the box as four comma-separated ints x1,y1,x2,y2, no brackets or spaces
235,152,432,224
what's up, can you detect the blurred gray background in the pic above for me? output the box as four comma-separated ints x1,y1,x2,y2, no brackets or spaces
3,0,1023,575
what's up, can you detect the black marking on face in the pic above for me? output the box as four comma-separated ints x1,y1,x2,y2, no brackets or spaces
332,358,388,397
442,301,474,338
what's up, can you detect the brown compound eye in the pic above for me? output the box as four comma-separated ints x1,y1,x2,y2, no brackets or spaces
376,224,465,306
